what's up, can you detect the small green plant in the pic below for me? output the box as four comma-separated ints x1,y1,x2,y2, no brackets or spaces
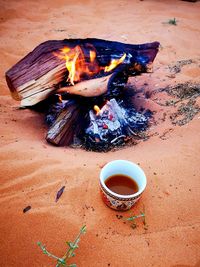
37,225,86,267
167,18,177,25
126,206,147,230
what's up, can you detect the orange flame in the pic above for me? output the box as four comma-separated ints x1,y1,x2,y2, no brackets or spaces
104,53,126,72
54,45,100,85
54,46,126,85
90,50,96,62
58,94,63,102
93,105,101,115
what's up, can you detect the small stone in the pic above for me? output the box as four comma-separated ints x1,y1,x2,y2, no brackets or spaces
163,190,170,196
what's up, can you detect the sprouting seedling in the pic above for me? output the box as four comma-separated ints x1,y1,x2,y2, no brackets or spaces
167,18,177,25
126,206,148,230
37,225,86,267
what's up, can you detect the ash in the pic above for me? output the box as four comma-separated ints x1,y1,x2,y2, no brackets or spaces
84,98,148,151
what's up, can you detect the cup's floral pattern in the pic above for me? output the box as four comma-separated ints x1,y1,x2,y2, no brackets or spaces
100,184,141,211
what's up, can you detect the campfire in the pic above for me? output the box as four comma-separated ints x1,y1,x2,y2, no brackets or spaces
5,38,159,151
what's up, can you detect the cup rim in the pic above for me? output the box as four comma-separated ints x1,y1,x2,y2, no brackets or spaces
100,160,147,199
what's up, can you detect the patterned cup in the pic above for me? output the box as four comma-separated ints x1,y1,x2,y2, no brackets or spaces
100,160,147,211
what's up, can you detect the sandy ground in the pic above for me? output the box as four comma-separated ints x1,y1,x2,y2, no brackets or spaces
0,0,200,266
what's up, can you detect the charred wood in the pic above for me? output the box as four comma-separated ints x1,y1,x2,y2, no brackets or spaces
46,99,88,146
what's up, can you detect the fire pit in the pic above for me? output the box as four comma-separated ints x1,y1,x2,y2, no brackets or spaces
5,38,159,151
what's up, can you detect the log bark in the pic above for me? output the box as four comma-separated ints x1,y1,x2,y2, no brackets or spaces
5,38,159,106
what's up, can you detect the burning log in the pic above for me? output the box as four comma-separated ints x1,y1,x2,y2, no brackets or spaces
5,38,160,151
5,38,159,106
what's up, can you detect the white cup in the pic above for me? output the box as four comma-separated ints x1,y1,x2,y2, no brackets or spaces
100,160,147,210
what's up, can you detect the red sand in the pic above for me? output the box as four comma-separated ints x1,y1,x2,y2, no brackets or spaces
0,1,200,266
